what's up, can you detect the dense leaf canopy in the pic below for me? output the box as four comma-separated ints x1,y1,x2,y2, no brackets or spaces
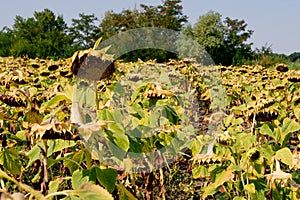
0,1,298,64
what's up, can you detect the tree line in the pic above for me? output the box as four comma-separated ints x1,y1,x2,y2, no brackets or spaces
0,0,298,66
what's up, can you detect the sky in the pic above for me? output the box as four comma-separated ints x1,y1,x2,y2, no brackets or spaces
0,0,299,55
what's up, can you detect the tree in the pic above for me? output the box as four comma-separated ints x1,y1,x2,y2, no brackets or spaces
223,17,253,65
190,11,254,65
101,0,187,39
100,9,139,40
99,0,187,62
0,27,14,57
252,44,289,67
11,9,72,59
139,0,187,30
68,13,101,49
193,11,225,65
176,24,207,61
11,16,37,57
288,52,300,62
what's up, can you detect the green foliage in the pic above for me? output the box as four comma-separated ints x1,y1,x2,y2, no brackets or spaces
275,148,292,166
0,1,189,61
0,27,14,56
1,54,300,199
69,13,101,49
10,39,34,58
0,1,298,66
251,44,289,67
11,9,72,59
0,147,22,175
287,61,300,70
1,2,300,199
223,17,254,65
100,0,187,62
288,52,300,62
189,11,254,66
193,11,225,52
101,0,187,39
0,9,107,59
93,167,117,193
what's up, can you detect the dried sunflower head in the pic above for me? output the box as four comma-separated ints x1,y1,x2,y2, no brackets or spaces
216,131,235,146
256,98,275,110
247,148,260,162
143,89,175,99
193,153,223,165
288,70,300,83
0,94,26,107
276,63,289,72
248,107,279,122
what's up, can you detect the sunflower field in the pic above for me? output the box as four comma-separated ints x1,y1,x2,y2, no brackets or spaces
0,48,300,200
